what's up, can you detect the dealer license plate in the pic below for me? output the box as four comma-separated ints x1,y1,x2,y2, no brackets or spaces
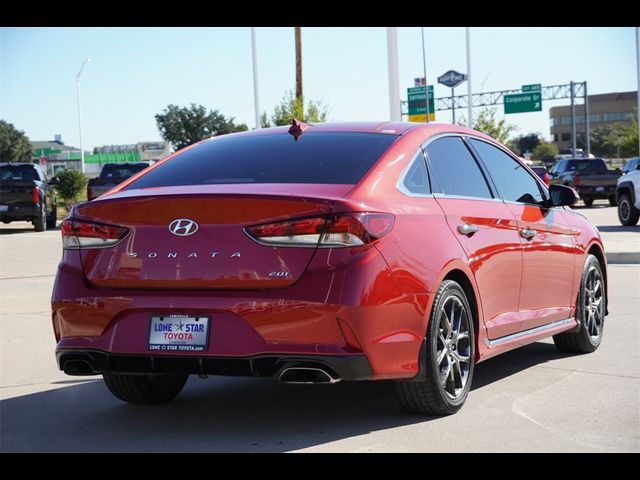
0,205,8,212
595,187,605,192
148,315,210,352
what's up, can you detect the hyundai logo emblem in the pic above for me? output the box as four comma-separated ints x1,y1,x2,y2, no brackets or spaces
169,218,199,237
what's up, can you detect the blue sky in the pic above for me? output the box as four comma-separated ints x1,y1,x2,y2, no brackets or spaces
0,27,637,150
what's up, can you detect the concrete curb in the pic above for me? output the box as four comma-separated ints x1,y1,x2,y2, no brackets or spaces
607,252,640,264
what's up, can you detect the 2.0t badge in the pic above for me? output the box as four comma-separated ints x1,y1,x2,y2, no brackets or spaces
168,218,199,236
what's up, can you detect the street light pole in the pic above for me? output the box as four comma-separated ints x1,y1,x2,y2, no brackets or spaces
251,28,261,130
386,27,401,121
75,58,90,173
465,27,472,128
420,27,430,123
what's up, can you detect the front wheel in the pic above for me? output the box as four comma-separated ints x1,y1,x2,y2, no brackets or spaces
553,254,605,354
583,197,594,208
103,373,188,404
608,195,617,207
395,280,475,416
618,193,639,226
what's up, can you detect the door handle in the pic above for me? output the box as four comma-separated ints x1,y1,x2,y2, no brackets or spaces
520,228,537,240
457,223,479,236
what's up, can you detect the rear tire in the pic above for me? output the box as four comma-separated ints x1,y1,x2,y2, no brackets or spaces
608,195,617,207
103,373,188,404
553,254,605,354
33,204,46,232
583,197,594,208
395,280,475,416
46,204,57,229
618,193,639,226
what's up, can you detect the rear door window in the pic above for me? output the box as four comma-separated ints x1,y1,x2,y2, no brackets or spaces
126,132,398,188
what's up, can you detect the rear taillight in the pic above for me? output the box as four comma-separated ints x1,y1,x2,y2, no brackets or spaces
61,218,129,249
573,173,581,187
245,213,395,247
33,186,40,204
543,172,550,187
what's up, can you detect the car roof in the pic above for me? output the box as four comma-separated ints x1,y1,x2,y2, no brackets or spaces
206,121,494,143
0,162,36,167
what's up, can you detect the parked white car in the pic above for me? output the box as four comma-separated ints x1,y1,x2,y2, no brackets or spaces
616,164,640,226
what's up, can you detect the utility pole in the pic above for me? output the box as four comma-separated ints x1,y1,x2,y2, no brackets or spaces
75,58,90,174
295,27,303,103
636,27,640,155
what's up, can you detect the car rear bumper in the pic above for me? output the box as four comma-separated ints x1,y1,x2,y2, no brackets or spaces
56,348,373,381
52,246,433,381
576,186,616,198
0,204,39,221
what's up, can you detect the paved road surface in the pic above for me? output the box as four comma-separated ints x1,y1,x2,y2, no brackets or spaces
1,210,638,452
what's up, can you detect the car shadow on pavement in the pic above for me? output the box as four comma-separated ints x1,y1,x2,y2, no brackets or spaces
596,225,639,233
0,227,37,235
0,342,569,452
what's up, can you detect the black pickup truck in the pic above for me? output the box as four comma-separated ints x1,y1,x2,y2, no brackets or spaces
548,158,621,207
87,163,149,201
0,163,57,231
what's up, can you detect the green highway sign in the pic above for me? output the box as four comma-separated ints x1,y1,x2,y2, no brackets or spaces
522,83,541,92
504,92,542,114
408,85,435,121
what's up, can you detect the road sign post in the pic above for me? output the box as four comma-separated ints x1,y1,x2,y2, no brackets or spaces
437,70,467,124
407,85,435,122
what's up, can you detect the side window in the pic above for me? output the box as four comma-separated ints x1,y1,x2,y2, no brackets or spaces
550,161,562,175
401,152,430,195
425,137,492,199
470,139,545,205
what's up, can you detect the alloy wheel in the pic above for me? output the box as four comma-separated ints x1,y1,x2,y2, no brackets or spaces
584,265,604,343
436,296,472,399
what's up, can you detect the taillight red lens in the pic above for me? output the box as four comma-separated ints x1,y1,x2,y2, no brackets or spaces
573,173,581,187
33,186,40,204
543,172,550,187
246,213,395,247
61,218,128,249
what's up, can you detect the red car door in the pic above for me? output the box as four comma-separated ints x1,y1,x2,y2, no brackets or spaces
424,136,523,339
468,139,576,332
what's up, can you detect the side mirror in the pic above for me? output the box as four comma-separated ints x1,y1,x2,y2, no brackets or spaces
636,163,640,170
549,184,579,207
48,177,60,186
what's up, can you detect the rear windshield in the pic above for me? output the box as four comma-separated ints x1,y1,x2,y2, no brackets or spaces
126,132,397,188
100,164,148,179
566,159,608,174
1,165,36,182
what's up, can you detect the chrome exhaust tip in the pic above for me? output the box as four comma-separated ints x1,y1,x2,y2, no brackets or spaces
278,366,341,384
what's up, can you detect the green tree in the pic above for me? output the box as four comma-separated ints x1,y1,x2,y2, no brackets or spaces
155,104,248,151
55,169,87,209
470,107,518,144
508,133,541,156
0,120,33,163
532,139,558,160
262,90,329,127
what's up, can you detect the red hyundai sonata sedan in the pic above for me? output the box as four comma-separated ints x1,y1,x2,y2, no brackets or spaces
52,121,607,415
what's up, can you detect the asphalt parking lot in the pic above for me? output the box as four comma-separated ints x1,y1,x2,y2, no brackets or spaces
1,203,638,452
